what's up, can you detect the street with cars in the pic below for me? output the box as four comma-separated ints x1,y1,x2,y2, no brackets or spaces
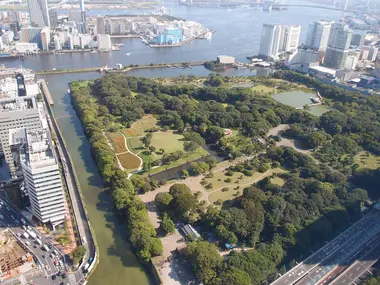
0,197,73,285
271,209,380,285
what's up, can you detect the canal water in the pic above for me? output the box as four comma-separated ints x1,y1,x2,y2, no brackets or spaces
6,3,343,285
272,90,329,116
40,72,154,285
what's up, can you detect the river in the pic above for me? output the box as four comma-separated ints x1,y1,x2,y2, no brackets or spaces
9,3,343,285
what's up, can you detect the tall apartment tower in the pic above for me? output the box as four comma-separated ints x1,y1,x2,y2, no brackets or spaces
27,0,50,28
281,25,301,52
96,16,106,34
305,21,332,50
259,24,282,59
21,129,66,225
324,23,352,69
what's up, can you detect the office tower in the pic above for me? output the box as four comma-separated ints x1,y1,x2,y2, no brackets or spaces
49,9,59,29
27,0,50,28
324,23,352,69
259,24,282,59
305,21,332,50
281,25,301,52
97,34,111,50
40,27,50,51
96,16,105,34
21,27,43,49
350,33,365,47
0,37,3,50
0,91,44,176
21,129,66,225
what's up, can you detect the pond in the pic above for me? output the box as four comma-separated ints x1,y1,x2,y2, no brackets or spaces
272,90,329,117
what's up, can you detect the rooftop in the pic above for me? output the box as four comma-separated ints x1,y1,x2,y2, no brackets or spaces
310,65,337,75
21,129,56,169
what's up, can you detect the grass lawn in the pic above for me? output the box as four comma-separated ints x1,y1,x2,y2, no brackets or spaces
107,132,126,153
122,115,158,137
271,176,286,186
117,152,141,171
128,137,144,154
208,168,286,204
142,148,209,176
354,151,380,169
251,85,275,94
150,130,184,154
204,168,283,191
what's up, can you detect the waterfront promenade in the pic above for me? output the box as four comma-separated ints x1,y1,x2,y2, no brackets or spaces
35,61,205,75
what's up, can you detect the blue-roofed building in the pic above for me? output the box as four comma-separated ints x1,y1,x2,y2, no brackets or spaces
152,27,184,45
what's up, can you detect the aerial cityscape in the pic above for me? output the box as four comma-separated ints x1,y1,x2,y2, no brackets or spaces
2,0,380,284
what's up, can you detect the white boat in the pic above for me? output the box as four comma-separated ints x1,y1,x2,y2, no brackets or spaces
126,52,132,56
67,88,70,94
310,97,320,103
90,50,97,54
52,68,56,71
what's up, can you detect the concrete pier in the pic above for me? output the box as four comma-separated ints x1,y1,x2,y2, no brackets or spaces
39,79,54,105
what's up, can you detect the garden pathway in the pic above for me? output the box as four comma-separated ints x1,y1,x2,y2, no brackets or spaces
120,132,143,178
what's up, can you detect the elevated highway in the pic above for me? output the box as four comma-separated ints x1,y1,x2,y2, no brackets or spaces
270,210,380,285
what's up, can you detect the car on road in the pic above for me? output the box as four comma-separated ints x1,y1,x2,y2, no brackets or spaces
52,275,56,280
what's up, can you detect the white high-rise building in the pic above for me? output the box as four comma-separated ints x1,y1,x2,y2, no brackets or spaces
40,27,50,51
21,129,66,225
305,21,332,50
280,25,301,52
27,0,50,28
97,34,111,50
324,23,352,69
259,24,282,59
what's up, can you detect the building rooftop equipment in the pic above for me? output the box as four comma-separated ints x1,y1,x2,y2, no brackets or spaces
181,224,200,241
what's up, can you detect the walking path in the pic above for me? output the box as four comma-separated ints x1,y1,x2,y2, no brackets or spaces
103,131,144,178
120,132,143,178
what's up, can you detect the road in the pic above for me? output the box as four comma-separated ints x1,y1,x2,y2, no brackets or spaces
329,238,380,285
270,210,380,285
0,198,69,285
295,216,380,285
42,84,96,275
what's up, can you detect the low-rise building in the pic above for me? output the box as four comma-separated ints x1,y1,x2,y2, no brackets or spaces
217,55,235,64
309,65,337,78
14,42,38,53
285,48,320,73
2,31,14,45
